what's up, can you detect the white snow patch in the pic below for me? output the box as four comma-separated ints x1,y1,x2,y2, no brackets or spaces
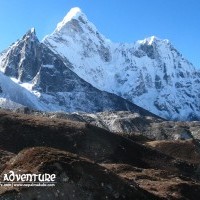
56,7,82,31
42,64,54,69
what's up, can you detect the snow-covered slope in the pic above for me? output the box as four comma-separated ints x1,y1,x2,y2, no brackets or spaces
43,7,200,120
0,71,47,110
0,28,156,116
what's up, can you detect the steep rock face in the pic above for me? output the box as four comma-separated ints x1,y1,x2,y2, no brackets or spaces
0,28,41,82
0,28,157,115
43,7,200,120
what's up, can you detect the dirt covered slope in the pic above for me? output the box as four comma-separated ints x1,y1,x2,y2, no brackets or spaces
0,147,159,200
0,110,199,199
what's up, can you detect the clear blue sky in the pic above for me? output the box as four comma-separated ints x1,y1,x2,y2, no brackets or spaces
0,0,199,67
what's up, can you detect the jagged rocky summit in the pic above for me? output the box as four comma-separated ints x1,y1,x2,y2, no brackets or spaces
0,26,155,117
0,7,200,120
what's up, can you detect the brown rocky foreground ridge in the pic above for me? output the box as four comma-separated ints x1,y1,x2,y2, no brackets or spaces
0,109,199,199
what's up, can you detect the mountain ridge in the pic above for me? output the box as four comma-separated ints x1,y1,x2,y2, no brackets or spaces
0,7,199,120
0,28,158,118
43,7,200,120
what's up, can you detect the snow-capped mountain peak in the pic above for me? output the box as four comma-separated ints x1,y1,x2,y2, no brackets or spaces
56,7,88,32
0,27,155,116
137,36,170,46
23,27,37,41
0,7,200,120
29,27,36,34
0,28,41,82
47,6,109,44
43,8,200,120
138,36,157,45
